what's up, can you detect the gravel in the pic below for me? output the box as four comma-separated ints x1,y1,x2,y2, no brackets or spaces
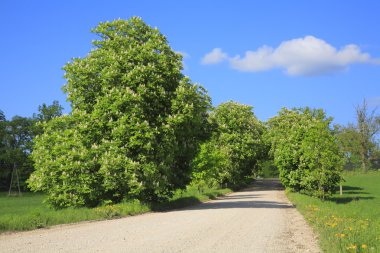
0,179,321,253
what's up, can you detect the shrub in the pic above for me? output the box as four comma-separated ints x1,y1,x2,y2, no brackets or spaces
267,107,343,198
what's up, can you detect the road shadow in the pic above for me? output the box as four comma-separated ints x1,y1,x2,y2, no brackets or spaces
218,194,260,200
241,179,284,192
184,200,293,210
154,180,375,211
151,197,203,212
153,179,291,212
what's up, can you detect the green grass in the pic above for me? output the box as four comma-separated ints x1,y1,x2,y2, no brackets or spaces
287,171,380,253
0,186,231,233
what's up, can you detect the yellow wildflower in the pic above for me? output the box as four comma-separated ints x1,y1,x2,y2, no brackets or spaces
361,244,367,249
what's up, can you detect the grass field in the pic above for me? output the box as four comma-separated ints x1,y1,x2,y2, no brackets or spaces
287,171,380,253
0,186,231,233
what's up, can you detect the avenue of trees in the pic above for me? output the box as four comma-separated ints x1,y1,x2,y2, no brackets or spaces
1,17,379,208
191,101,267,190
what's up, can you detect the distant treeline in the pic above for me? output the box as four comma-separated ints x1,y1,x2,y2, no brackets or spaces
0,101,63,191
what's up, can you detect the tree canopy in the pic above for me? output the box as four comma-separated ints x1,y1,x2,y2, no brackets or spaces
267,107,343,198
33,100,64,122
355,99,380,171
192,101,267,189
28,17,211,208
335,100,380,171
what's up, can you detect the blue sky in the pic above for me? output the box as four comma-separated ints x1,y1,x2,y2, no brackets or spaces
1,1,379,125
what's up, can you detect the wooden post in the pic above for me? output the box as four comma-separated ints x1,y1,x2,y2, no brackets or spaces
8,165,14,196
15,163,22,196
340,184,343,195
8,163,22,196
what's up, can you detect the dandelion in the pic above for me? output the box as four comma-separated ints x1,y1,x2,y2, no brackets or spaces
325,221,337,228
361,244,367,249
346,244,357,250
335,233,346,238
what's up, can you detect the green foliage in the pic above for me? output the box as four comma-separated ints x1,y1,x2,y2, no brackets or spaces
0,101,64,192
192,101,267,189
0,112,7,188
287,172,380,252
0,115,36,191
28,17,211,208
29,114,103,207
0,110,5,122
335,100,380,171
267,107,343,198
258,160,279,178
33,100,64,122
355,99,380,171
336,124,363,170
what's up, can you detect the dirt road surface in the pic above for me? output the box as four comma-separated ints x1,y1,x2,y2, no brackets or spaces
0,179,321,253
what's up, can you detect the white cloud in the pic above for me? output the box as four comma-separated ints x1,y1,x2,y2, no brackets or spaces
230,45,274,72
203,36,379,76
201,48,228,65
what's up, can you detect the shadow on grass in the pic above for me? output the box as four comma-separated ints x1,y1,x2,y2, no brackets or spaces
328,196,375,204
338,186,370,195
343,191,370,195
328,185,375,204
341,186,364,191
204,192,221,199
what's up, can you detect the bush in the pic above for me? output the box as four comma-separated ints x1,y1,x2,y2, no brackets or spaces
267,107,343,199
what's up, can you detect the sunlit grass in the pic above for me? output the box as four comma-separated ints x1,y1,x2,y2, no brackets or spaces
0,186,231,233
287,171,380,253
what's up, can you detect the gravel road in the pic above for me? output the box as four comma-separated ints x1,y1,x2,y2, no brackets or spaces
0,179,321,253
